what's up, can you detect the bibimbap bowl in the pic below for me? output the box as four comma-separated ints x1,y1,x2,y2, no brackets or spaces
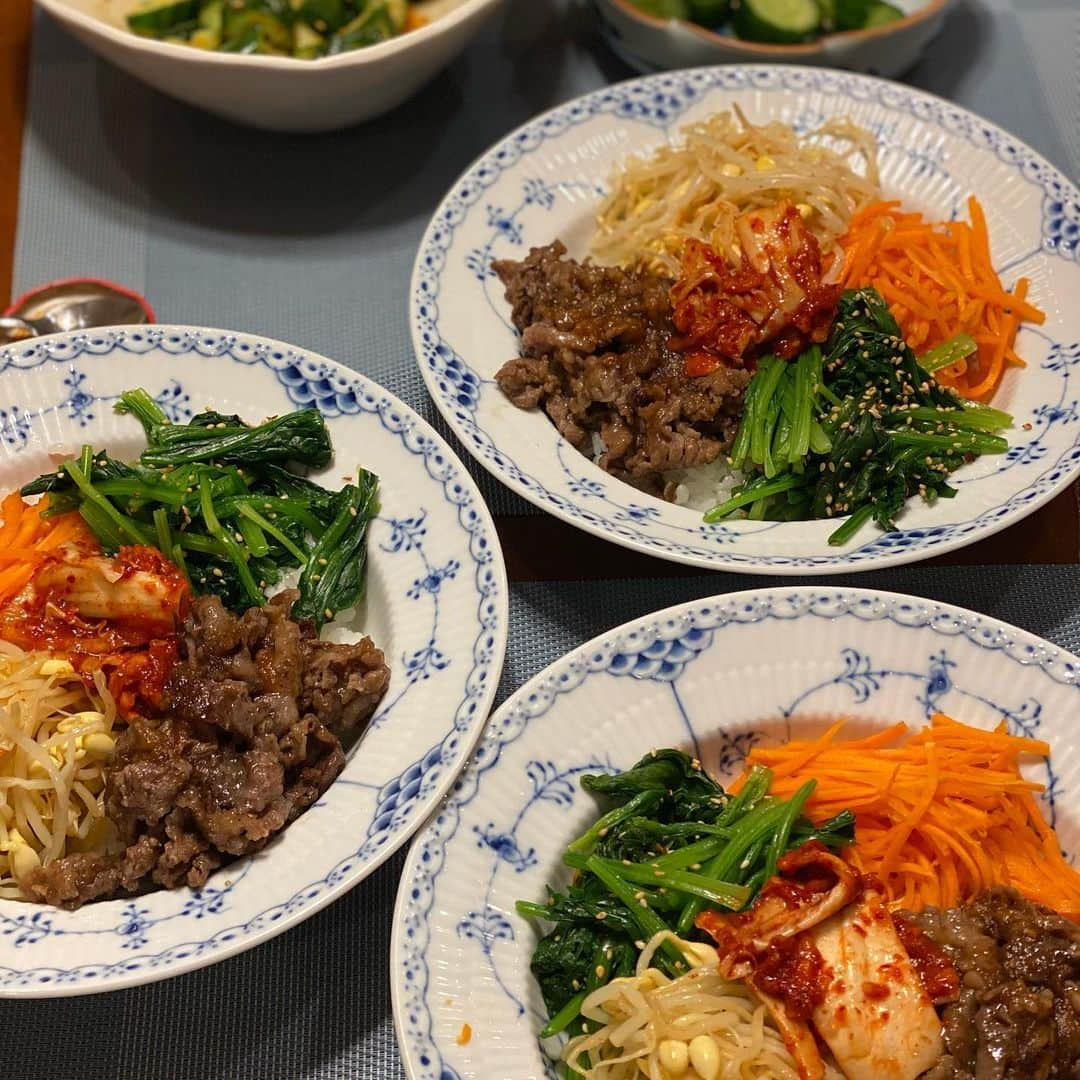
0,326,508,995
391,585,1080,1079
410,66,1080,573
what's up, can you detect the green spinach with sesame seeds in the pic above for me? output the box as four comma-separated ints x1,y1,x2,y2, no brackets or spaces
515,749,854,1053
21,388,378,630
704,287,1012,544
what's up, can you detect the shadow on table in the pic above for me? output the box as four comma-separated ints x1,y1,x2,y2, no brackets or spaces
10,850,408,1080
905,0,989,100
26,0,601,241
23,0,1000,257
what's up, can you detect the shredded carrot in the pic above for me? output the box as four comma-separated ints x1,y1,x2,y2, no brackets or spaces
734,713,1080,919
838,196,1045,402
0,492,99,607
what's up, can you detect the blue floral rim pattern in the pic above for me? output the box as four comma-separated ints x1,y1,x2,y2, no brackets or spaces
393,587,1080,1079
411,65,1080,572
0,327,509,992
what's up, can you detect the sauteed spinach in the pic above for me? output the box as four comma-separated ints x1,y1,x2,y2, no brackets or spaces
23,389,378,629
516,750,854,1046
704,287,1012,544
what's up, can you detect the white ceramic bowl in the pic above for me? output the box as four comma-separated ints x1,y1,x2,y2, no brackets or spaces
392,586,1080,1079
410,66,1080,574
34,0,504,132
0,326,508,995
594,0,951,78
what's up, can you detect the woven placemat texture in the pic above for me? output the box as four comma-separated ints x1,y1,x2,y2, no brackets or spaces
9,565,1080,1080
10,0,1080,1071
14,0,1080,519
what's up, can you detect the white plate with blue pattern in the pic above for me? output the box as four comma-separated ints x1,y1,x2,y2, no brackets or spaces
391,586,1080,1079
0,326,508,996
411,66,1080,573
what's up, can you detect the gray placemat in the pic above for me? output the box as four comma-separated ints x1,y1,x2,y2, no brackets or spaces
8,565,1080,1080
13,0,1080,519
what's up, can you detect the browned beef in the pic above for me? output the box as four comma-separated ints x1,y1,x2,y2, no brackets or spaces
299,637,390,733
25,593,389,909
911,887,1080,1080
493,241,749,490
19,836,161,910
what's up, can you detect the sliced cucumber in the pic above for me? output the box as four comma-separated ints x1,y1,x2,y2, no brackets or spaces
834,0,904,29
833,0,866,28
863,0,903,27
127,0,199,36
223,9,292,50
687,0,729,24
292,18,326,55
627,0,692,19
385,0,408,31
734,0,820,42
296,0,346,31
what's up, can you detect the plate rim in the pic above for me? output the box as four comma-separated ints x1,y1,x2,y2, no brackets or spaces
0,323,510,997
390,582,1080,1079
409,63,1080,575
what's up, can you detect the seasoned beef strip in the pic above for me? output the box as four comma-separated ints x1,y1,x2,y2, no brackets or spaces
299,636,389,733
24,592,390,909
909,887,1080,1080
493,241,749,491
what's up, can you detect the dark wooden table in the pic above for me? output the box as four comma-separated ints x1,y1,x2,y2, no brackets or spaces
2,2,1077,578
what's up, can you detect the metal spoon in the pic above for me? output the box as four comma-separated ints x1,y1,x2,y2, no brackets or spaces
0,279,153,345
0,315,63,342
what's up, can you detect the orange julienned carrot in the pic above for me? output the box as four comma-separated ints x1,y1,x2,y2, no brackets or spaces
838,196,1044,402
733,712,1080,919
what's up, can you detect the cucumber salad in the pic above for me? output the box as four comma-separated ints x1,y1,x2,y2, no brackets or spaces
125,0,418,58
627,0,906,44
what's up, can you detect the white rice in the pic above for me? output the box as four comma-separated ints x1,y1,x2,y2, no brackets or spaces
667,457,745,513
591,432,746,514
269,569,360,643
